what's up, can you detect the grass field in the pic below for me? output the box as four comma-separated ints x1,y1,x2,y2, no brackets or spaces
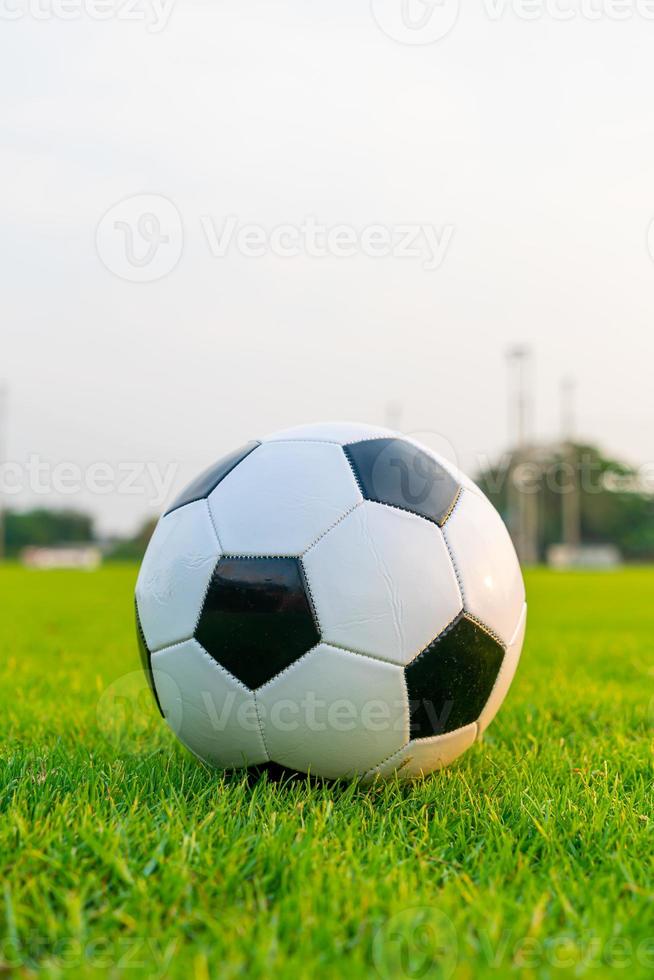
0,564,652,978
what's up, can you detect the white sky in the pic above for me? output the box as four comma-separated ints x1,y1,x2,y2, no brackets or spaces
2,1,654,534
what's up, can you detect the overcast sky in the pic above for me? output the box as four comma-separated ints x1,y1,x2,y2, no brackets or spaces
2,1,654,534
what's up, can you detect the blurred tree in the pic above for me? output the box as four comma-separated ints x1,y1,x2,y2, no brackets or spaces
477,444,654,562
5,508,95,556
106,517,157,561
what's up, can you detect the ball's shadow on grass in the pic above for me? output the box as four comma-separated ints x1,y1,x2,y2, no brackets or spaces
192,757,407,797
212,758,481,799
127,730,514,801
245,760,344,789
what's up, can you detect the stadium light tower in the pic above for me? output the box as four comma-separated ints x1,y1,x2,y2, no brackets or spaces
506,347,538,564
560,376,581,547
507,345,532,448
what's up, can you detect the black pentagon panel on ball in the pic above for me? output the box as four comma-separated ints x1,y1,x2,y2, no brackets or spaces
164,441,260,516
405,615,504,739
195,557,320,689
343,438,460,526
135,602,164,716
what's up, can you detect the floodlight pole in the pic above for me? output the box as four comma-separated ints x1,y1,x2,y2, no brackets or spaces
506,347,538,564
561,377,581,547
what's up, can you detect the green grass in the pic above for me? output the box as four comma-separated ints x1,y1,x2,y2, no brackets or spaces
0,564,652,979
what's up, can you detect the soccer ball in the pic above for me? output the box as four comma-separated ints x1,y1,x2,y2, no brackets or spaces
135,422,526,781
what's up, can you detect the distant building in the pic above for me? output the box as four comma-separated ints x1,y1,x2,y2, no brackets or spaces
547,544,621,570
20,545,102,570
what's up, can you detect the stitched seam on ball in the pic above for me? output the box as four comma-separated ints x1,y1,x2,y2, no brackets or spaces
409,722,476,747
509,603,527,646
400,668,410,745
365,721,478,777
254,642,323,694
355,726,481,780
252,638,393,694
463,613,506,649
329,650,409,779
265,435,393,446
136,605,164,716
192,561,221,638
441,521,465,607
262,438,344,446
406,612,506,680
478,605,526,726
478,655,511,732
149,630,196,655
190,640,255,697
320,641,406,669
301,499,363,556
298,557,323,636
342,435,395,446
252,692,271,762
405,612,464,669
366,496,453,529
220,553,300,560
342,445,365,495
204,498,223,552
191,643,271,762
307,495,449,548
363,736,412,779
150,637,191,656
439,487,463,528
